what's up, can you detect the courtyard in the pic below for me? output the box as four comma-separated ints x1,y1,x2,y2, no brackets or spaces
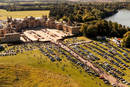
21,29,72,42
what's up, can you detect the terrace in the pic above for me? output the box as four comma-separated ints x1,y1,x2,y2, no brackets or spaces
22,29,70,42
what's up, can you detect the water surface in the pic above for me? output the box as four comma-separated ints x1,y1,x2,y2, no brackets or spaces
105,9,130,27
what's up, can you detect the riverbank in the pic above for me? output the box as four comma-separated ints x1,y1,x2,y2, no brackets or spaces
102,10,118,19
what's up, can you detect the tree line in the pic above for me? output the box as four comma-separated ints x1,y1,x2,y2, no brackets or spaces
50,3,129,38
50,3,126,21
80,20,129,38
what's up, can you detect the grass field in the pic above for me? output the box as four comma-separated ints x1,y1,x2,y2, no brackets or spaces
0,64,78,87
0,9,50,20
0,45,111,87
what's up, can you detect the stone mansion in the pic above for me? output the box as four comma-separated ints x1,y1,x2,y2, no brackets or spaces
0,16,80,43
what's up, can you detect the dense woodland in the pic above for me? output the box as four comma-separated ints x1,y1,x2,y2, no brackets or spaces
80,20,129,38
50,3,130,38
50,3,118,20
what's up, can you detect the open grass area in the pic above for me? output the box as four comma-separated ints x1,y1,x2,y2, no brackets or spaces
0,9,50,20
0,43,111,87
77,36,92,41
0,64,78,87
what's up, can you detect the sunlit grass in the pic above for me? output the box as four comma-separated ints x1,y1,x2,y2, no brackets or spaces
0,64,78,87
0,49,111,87
0,9,50,20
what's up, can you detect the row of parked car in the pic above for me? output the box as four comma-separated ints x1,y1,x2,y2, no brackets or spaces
37,42,101,79
99,62,129,85
0,43,37,56
63,38,129,85
87,43,129,69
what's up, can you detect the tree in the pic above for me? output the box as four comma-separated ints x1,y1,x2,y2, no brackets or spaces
80,24,87,36
121,31,130,48
86,24,98,37
75,14,82,22
108,21,113,36
62,16,68,21
118,25,128,37
69,14,74,22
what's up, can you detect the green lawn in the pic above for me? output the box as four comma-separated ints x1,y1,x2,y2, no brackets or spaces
0,9,50,20
0,48,111,87
0,64,78,87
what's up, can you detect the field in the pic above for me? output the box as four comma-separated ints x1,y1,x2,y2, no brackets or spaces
0,9,50,20
0,64,78,87
0,41,111,87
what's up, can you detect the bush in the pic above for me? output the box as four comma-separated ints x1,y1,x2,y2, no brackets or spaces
121,31,130,48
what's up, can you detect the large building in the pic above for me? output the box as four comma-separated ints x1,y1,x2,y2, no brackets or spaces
63,24,80,34
0,33,20,43
0,16,80,43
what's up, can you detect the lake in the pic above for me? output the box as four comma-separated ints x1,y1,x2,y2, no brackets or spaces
105,9,130,27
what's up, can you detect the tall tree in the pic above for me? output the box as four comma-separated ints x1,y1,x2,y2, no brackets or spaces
121,31,130,48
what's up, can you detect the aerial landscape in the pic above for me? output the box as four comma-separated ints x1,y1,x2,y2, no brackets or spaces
0,0,130,87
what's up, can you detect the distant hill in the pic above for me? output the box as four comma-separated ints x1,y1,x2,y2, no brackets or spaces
68,0,130,2
0,0,66,3
0,0,129,3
